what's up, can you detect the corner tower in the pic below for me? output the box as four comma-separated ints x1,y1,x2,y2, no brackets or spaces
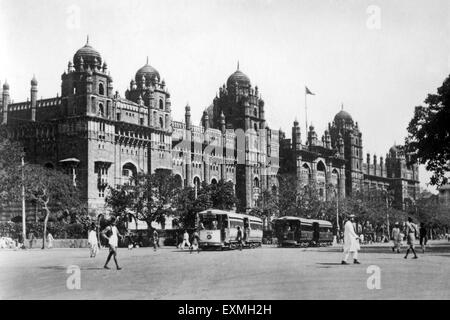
329,107,363,196
61,37,114,119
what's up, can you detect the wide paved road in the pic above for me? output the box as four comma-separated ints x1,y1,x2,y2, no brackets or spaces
1,241,450,299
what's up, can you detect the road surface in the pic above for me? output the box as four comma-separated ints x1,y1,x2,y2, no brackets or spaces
1,241,449,299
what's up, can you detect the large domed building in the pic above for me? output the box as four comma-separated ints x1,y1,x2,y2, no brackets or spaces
280,105,420,210
0,39,419,221
0,41,280,219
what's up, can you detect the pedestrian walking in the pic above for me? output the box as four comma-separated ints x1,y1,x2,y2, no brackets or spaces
419,222,428,253
101,217,122,270
391,222,402,253
47,232,54,249
341,214,360,265
180,230,191,250
28,232,35,249
152,229,159,251
190,230,200,254
404,217,418,259
88,223,99,258
236,226,243,251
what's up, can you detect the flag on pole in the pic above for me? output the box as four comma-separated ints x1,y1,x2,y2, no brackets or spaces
305,86,315,95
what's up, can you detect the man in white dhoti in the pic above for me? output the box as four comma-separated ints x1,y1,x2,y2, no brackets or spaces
101,217,122,270
341,214,361,265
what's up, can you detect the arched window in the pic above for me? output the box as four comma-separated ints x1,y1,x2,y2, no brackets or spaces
271,185,277,195
193,177,201,189
159,117,164,128
302,163,311,185
254,123,258,132
254,108,257,117
317,161,326,172
253,177,260,188
211,178,218,185
159,99,164,110
99,103,104,117
99,83,105,95
91,97,96,114
174,174,183,188
122,162,137,184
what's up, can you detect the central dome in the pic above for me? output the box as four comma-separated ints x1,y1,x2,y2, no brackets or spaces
73,38,102,65
334,109,353,123
135,59,160,82
227,68,251,88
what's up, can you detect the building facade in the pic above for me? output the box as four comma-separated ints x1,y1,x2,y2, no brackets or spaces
280,108,420,210
0,40,420,220
0,40,279,220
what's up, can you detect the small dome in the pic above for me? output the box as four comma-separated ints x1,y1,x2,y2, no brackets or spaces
334,110,353,123
135,59,160,83
31,75,38,86
73,38,102,66
227,69,251,88
389,145,400,154
3,81,9,90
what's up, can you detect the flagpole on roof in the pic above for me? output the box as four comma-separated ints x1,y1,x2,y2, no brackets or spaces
304,86,315,139
304,86,308,139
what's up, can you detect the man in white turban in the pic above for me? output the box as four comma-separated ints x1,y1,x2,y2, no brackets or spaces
341,214,361,265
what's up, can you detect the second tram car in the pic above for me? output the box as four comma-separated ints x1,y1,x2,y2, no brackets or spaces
273,216,333,247
198,209,263,250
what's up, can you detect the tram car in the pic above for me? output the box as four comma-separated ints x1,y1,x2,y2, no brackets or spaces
198,209,263,250
273,216,333,247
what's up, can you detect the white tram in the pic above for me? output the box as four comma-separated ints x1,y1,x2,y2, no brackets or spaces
198,209,263,250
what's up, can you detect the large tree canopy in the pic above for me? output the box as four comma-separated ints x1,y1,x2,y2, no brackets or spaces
106,169,181,230
405,74,450,186
0,128,24,203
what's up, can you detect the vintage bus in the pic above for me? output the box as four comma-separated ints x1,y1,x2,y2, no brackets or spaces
273,216,333,247
198,209,263,250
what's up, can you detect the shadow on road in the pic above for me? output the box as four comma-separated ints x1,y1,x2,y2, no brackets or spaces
39,266,105,270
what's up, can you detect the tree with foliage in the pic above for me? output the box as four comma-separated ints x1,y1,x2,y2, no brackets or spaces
106,169,181,232
405,74,450,186
22,164,82,249
0,128,24,203
1,130,82,248
174,180,238,229
412,193,450,237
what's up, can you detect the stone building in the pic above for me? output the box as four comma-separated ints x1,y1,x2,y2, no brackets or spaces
280,107,420,210
0,40,279,220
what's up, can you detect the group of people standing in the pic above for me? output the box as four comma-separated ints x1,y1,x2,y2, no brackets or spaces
392,218,428,258
341,215,430,264
178,229,200,253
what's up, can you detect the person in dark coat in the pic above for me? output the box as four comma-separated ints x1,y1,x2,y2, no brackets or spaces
419,223,428,253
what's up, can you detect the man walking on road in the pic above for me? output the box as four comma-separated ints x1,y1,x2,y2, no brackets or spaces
405,217,419,259
236,226,243,251
341,214,360,265
180,230,191,250
101,217,122,270
391,222,402,253
419,222,428,254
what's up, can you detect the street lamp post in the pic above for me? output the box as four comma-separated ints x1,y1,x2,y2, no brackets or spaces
336,189,339,233
21,157,26,247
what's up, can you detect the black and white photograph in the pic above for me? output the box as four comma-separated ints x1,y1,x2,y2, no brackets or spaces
0,0,449,305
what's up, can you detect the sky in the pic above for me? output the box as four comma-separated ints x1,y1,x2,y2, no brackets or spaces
1,0,449,192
